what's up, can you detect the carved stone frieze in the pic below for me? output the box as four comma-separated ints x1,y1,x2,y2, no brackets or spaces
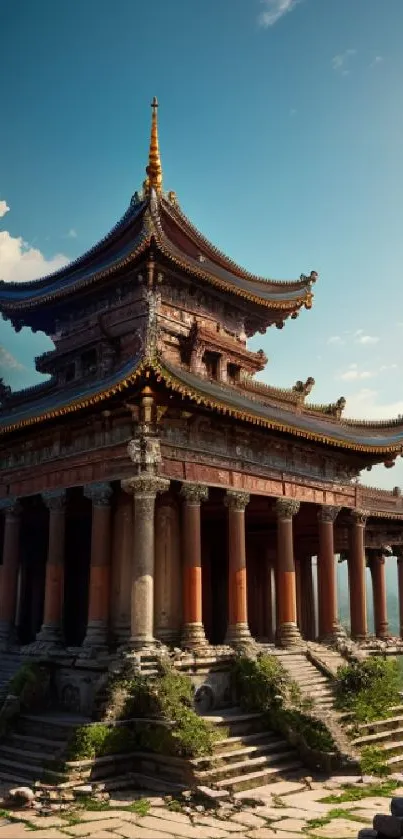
121,474,170,500
127,436,162,472
224,490,250,512
275,497,300,520
180,483,209,505
351,509,370,526
84,481,113,506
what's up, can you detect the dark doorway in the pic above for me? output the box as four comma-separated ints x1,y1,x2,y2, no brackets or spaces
203,519,228,645
18,504,48,645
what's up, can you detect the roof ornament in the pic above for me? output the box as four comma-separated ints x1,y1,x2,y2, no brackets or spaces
143,96,163,197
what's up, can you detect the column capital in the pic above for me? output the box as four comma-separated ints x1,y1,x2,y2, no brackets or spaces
0,497,21,518
318,504,341,524
42,489,66,511
275,497,300,520
180,483,208,505
350,508,369,526
122,474,169,499
224,490,250,512
84,481,113,506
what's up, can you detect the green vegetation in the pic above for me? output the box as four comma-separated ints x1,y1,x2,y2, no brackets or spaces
8,662,51,711
68,660,220,761
305,809,367,830
335,656,402,723
360,745,390,777
232,653,336,753
321,779,399,804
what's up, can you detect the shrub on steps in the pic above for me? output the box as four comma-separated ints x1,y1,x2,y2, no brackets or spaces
335,656,401,723
232,653,335,753
68,659,220,761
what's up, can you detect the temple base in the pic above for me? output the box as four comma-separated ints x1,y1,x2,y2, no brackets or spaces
276,622,303,648
376,622,390,639
80,621,109,656
225,623,253,648
181,622,208,650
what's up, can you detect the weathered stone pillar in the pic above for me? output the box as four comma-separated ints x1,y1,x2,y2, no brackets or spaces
224,490,251,646
180,483,208,649
111,489,133,643
122,474,169,649
36,489,66,645
0,498,21,645
82,482,113,649
275,497,301,647
300,556,316,640
317,505,342,639
155,499,182,645
348,509,368,640
397,554,403,639
369,550,389,639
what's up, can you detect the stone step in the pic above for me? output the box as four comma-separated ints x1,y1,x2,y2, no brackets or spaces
356,714,403,734
214,759,303,792
18,714,89,741
0,756,66,783
217,732,280,751
192,739,290,767
203,711,266,737
0,744,63,768
197,750,297,782
352,726,403,747
10,733,66,754
376,739,403,757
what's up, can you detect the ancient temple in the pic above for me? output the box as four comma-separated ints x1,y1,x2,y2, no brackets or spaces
1,98,403,659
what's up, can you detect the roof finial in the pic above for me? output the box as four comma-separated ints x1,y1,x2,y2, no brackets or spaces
144,96,162,195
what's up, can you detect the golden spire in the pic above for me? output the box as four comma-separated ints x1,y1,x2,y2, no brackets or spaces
144,96,162,195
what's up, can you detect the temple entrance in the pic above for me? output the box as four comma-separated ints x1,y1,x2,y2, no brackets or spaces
18,502,47,644
63,492,92,646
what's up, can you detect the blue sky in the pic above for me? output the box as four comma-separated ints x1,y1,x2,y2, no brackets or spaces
1,0,403,488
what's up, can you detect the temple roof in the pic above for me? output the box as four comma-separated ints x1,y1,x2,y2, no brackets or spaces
1,350,403,458
0,99,315,330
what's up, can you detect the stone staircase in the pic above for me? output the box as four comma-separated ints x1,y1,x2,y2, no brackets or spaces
194,708,303,793
272,649,337,711
0,712,87,787
350,705,403,771
0,653,22,703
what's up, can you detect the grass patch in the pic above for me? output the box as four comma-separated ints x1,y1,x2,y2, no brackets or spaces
124,799,150,817
305,808,371,830
360,745,390,777
320,779,399,804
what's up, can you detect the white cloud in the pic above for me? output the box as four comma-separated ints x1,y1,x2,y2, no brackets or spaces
66,228,77,239
332,48,356,75
338,363,374,382
344,388,403,420
327,335,344,345
355,334,379,345
258,0,301,27
380,363,398,372
0,346,25,372
0,200,10,219
371,55,383,67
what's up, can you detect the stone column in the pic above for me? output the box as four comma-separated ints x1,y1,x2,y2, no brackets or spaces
369,550,389,639
82,482,113,650
0,498,21,646
348,509,368,640
180,483,208,649
397,554,403,639
36,489,66,645
275,497,301,647
155,499,182,645
224,490,251,646
122,474,169,649
317,505,342,639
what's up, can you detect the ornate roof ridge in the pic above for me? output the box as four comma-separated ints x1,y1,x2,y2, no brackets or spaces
160,195,317,292
239,375,300,404
0,198,146,292
341,416,403,429
358,483,402,497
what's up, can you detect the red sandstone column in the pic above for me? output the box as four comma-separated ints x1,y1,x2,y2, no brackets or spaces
36,489,66,645
0,498,21,646
348,509,368,640
317,505,342,639
397,554,403,639
224,490,251,646
155,499,182,645
369,550,389,639
82,482,113,650
122,474,170,649
111,489,133,643
275,498,301,647
180,483,208,648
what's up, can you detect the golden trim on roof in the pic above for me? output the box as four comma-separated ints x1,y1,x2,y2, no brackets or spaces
144,97,163,196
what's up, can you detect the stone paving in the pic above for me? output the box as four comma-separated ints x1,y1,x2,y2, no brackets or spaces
0,775,400,839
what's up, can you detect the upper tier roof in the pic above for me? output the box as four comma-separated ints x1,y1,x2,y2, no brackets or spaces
0,99,316,330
